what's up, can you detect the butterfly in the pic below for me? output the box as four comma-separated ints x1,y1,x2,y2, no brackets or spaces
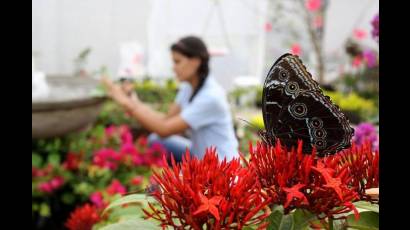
260,53,354,156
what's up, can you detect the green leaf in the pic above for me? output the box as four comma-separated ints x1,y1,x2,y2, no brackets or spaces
74,182,94,195
39,203,50,217
346,211,379,230
32,203,39,211
32,153,43,167
98,218,158,230
102,194,156,217
353,201,379,213
47,153,61,167
107,206,143,221
292,209,317,230
62,193,76,204
267,206,294,230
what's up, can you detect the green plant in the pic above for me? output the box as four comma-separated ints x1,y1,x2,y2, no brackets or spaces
323,90,377,122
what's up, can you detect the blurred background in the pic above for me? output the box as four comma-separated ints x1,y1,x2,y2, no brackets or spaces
33,0,378,88
32,1,379,229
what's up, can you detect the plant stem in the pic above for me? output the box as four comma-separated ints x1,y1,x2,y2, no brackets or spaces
329,217,334,230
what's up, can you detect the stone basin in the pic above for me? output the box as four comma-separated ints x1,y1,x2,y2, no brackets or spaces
32,75,106,139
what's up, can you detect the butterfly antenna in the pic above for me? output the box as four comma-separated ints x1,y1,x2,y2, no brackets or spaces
237,117,261,132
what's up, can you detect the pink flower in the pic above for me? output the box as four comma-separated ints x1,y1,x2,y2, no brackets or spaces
106,179,127,196
62,153,82,171
130,176,144,186
291,43,302,56
353,29,367,40
145,142,167,166
305,0,321,12
50,176,64,189
371,13,379,42
93,148,120,170
264,22,272,32
362,49,377,68
32,167,39,178
90,191,105,208
38,182,53,193
104,125,116,138
120,142,144,166
119,125,133,144
137,136,148,148
352,56,363,68
37,176,64,193
120,142,138,155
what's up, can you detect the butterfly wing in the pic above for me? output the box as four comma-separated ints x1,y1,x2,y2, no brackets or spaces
263,53,322,138
274,91,354,156
262,53,354,156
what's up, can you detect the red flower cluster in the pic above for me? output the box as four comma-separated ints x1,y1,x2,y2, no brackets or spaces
245,140,378,220
92,126,167,170
62,152,83,171
89,179,128,208
65,203,101,230
332,142,379,201
32,164,53,178
106,179,127,196
144,148,271,229
37,176,65,193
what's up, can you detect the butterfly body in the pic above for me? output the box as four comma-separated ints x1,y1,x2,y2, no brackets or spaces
262,54,354,156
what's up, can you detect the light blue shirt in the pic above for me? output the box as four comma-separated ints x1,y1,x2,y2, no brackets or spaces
175,76,239,161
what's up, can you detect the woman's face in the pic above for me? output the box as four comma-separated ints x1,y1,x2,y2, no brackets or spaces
171,51,200,82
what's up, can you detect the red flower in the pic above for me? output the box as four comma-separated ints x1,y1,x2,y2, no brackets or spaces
65,203,100,230
37,176,64,193
137,135,148,147
353,29,367,40
62,152,82,170
106,179,127,196
144,142,167,167
305,0,321,12
291,43,302,56
90,191,105,209
283,183,309,208
264,22,272,32
143,148,271,229
193,193,223,220
32,164,53,178
336,141,379,200
352,55,363,68
246,140,359,219
93,148,120,170
37,182,53,193
130,176,144,186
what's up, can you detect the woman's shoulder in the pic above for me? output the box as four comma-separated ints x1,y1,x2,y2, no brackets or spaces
203,77,226,97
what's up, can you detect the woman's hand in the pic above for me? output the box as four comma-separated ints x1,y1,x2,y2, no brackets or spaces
101,77,134,108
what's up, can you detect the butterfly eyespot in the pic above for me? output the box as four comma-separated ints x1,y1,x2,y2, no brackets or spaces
289,103,307,118
285,82,299,95
315,139,326,149
314,129,327,138
278,69,289,81
309,117,323,129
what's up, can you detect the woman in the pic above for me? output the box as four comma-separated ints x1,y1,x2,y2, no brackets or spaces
102,36,238,162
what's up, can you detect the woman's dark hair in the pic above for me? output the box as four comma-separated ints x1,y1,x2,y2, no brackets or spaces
171,36,210,102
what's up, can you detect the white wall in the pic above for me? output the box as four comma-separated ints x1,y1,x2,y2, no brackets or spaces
32,0,378,88
32,0,151,76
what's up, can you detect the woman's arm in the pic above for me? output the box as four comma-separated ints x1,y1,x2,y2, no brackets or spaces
125,100,188,138
166,103,181,118
102,77,188,138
